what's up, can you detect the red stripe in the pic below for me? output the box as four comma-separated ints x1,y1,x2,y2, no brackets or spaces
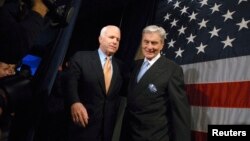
192,131,207,141
186,81,250,108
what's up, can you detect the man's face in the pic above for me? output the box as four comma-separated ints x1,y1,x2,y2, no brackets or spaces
141,32,164,60
0,62,16,78
99,26,121,56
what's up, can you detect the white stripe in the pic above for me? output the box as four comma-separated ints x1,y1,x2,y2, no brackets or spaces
191,106,250,132
181,55,250,84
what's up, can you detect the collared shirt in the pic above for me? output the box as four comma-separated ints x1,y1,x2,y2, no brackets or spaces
98,48,113,73
143,53,161,70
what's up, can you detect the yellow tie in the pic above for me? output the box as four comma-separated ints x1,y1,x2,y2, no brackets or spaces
103,57,112,94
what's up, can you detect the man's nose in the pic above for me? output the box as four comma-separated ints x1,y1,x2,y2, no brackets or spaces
147,43,154,49
112,38,119,44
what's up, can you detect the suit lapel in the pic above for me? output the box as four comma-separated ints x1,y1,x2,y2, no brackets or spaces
128,60,143,92
90,51,106,94
90,51,120,96
133,56,167,96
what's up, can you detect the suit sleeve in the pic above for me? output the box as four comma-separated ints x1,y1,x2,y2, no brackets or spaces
168,65,191,141
65,52,83,106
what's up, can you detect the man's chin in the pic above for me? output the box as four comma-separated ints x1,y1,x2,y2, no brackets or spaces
144,56,154,60
107,51,116,55
109,48,117,52
144,53,154,58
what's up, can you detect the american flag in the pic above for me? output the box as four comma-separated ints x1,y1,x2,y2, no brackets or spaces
153,0,250,141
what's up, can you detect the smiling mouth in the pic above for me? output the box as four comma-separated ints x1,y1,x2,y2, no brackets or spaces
146,50,155,54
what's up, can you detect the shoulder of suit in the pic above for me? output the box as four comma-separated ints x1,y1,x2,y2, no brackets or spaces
161,56,182,69
73,51,95,57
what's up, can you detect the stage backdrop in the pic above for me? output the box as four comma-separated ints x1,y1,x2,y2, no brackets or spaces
153,0,250,141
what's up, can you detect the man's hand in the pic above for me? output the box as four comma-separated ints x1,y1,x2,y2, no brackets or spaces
71,102,89,127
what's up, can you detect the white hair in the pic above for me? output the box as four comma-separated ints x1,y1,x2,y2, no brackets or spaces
143,25,167,42
100,25,120,37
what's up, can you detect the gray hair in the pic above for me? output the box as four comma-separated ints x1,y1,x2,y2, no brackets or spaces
100,25,120,37
100,26,108,37
142,25,167,42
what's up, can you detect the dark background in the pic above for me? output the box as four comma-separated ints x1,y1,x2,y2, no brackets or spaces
0,0,159,140
66,0,158,65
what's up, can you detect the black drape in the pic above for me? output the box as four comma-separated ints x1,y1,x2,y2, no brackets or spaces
117,0,159,66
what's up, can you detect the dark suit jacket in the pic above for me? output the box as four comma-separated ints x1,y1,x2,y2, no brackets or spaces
66,51,124,141
123,56,191,141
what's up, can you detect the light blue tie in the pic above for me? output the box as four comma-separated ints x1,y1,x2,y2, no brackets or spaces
137,61,149,82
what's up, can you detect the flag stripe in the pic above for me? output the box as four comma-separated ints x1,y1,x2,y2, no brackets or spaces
191,106,250,132
186,81,250,108
181,55,250,84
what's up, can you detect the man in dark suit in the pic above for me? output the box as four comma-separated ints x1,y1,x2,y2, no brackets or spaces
65,25,124,141
122,25,191,141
